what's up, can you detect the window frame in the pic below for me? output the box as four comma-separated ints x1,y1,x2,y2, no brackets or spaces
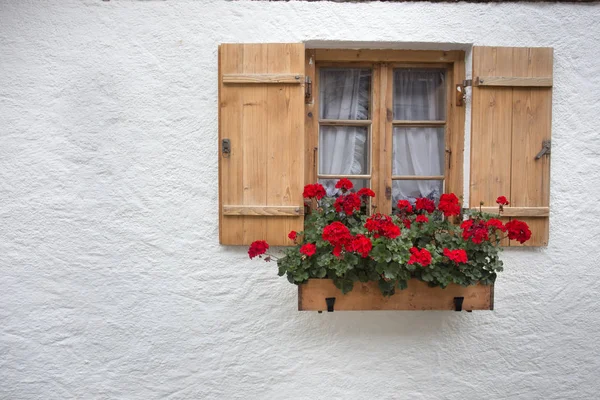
304,49,466,214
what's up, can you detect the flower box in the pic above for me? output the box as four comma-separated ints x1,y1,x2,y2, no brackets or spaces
298,279,493,312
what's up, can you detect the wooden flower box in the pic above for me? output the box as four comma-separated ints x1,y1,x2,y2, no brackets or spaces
298,279,494,312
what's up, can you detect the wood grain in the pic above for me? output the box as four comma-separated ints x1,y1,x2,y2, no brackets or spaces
223,73,304,84
474,206,550,217
475,76,552,87
223,206,303,216
315,49,463,63
298,279,493,311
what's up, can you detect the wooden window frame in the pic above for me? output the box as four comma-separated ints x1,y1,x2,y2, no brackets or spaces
304,49,466,214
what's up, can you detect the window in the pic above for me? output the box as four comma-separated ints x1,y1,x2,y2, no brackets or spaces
219,44,552,246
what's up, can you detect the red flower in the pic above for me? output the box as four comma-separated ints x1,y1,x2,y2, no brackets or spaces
505,219,532,244
248,240,269,259
350,234,372,258
486,218,507,232
300,243,317,257
357,188,376,198
496,196,510,206
322,221,353,257
443,248,468,264
416,215,429,223
438,193,461,217
415,197,435,214
335,178,354,192
460,219,489,244
302,183,326,200
288,231,298,241
403,218,411,229
365,213,401,239
396,200,413,213
333,193,362,215
408,247,432,267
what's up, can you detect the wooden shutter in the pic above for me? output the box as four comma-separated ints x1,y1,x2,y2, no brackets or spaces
219,43,305,245
470,46,552,246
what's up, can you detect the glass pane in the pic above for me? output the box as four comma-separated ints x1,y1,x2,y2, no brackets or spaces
319,126,369,175
393,69,446,120
392,180,443,206
392,127,444,176
319,68,371,120
319,179,370,197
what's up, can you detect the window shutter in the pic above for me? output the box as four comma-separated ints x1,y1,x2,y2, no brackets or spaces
219,43,305,245
470,46,552,246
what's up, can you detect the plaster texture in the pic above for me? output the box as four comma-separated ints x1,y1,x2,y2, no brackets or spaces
1,1,600,399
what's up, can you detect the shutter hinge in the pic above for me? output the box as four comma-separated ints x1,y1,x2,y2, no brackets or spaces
535,140,551,160
463,79,473,87
305,76,312,104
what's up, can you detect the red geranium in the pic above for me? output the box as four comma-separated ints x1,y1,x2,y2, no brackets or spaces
365,213,401,239
334,193,362,215
396,200,413,214
443,248,468,264
299,243,317,257
415,197,435,213
322,221,353,257
505,219,532,244
248,240,269,259
438,193,461,217
357,188,376,198
416,215,429,223
335,178,354,192
403,219,411,229
408,247,432,267
496,196,510,206
350,234,373,258
486,218,507,232
460,219,489,244
303,183,326,200
288,231,298,241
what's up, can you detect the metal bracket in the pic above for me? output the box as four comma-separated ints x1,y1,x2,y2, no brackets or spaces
305,76,312,104
454,297,464,312
535,140,551,160
456,84,466,107
325,297,336,312
222,139,231,158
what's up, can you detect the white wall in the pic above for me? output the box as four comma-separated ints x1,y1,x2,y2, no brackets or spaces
2,1,600,399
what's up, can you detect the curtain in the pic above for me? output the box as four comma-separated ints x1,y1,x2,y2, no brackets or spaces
392,69,445,204
319,69,370,195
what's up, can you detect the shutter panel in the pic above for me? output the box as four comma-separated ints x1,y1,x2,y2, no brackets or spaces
470,46,552,246
219,43,305,245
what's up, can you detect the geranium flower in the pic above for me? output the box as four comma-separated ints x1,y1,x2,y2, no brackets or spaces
365,213,401,239
416,215,429,223
496,196,510,206
248,240,269,259
357,188,376,198
505,219,531,244
302,183,326,200
415,197,435,213
335,178,354,192
322,221,353,257
486,219,506,232
299,243,317,257
461,219,489,244
333,193,362,215
438,193,461,217
350,234,372,258
396,200,413,213
408,247,432,267
443,248,468,264
288,231,297,241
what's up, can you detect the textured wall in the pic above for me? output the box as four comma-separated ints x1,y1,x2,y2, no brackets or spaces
1,1,600,399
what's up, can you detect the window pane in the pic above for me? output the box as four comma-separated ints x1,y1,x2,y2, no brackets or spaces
319,126,369,175
392,180,443,206
392,127,444,176
393,69,446,120
319,179,370,197
319,68,371,120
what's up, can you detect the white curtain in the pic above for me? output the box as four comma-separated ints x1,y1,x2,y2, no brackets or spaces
392,69,445,204
319,68,370,195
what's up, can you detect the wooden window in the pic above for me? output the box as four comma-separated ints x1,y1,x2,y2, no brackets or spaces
305,49,466,214
219,44,551,247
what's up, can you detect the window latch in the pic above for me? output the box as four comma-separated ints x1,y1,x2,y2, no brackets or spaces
222,139,231,158
535,140,551,160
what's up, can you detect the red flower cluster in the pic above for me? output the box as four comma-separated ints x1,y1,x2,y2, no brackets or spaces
460,219,490,244
496,196,510,206
416,215,429,223
402,219,411,229
415,197,435,214
396,200,413,214
486,218,506,232
365,213,401,239
335,178,354,192
303,183,326,200
248,240,269,259
357,188,376,198
322,221,353,257
334,193,362,215
505,219,532,244
438,193,461,217
408,247,432,267
300,243,317,257
349,234,373,258
443,248,468,264
288,231,298,241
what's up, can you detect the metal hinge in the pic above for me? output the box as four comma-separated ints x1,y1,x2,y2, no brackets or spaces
535,140,551,160
305,76,312,104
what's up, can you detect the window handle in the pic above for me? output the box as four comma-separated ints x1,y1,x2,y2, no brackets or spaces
535,140,551,160
385,186,392,200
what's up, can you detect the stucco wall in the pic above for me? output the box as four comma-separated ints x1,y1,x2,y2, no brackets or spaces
2,1,600,399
